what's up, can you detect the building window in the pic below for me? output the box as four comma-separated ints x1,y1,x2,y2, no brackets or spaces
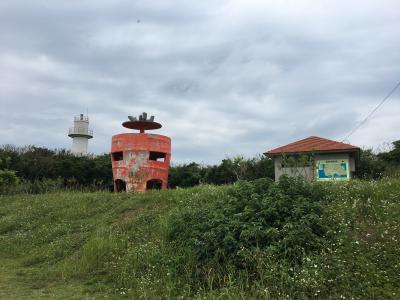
149,151,166,162
112,151,123,161
146,179,162,190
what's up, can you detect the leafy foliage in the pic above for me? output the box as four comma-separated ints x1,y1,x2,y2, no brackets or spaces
0,145,113,192
2,139,400,194
168,155,274,188
357,140,400,179
166,176,334,289
357,149,387,179
0,145,275,193
379,140,400,164
168,162,205,188
0,179,399,299
0,169,19,193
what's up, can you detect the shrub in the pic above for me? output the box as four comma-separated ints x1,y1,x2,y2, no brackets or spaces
166,176,333,289
0,169,19,194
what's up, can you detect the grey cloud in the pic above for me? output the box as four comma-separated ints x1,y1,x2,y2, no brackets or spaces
0,0,399,162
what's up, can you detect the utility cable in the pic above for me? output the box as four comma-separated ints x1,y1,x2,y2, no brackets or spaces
342,79,400,142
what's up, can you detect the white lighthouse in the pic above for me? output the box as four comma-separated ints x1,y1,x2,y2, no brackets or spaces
68,114,93,156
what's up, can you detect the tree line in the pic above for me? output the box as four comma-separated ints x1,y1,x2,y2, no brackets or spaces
0,145,275,192
0,145,113,192
0,140,399,193
168,156,274,188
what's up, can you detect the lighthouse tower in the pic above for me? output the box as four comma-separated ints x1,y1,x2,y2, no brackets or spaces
68,114,93,156
111,113,171,192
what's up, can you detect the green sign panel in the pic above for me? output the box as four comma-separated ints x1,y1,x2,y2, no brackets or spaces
316,159,349,181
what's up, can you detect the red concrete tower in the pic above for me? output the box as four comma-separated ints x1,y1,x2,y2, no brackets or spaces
111,113,171,192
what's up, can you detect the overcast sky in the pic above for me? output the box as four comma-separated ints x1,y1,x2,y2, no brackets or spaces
0,0,399,164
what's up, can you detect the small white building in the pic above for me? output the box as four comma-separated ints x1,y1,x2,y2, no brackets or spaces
264,136,360,182
68,114,93,156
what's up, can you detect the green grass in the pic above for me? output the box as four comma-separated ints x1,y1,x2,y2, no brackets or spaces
0,179,399,299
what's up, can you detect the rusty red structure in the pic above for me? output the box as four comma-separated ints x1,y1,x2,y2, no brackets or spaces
111,113,171,192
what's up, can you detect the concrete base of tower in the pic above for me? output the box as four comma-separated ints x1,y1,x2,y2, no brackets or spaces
71,136,89,156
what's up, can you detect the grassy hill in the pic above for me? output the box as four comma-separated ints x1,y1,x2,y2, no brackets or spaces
0,178,399,299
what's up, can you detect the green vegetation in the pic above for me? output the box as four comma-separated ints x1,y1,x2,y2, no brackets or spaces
0,145,113,192
1,177,399,299
167,177,333,290
358,140,400,179
0,169,19,194
168,155,275,188
0,145,275,193
1,139,400,194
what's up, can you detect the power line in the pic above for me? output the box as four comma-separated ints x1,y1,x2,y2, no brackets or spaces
342,79,400,142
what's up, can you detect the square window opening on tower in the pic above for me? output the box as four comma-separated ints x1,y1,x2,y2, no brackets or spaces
149,151,166,162
112,151,123,161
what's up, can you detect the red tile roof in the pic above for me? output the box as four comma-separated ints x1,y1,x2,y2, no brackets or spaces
264,136,360,156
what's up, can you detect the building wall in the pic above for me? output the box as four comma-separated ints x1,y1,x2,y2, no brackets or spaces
69,115,92,156
74,120,89,133
111,133,171,192
273,152,356,182
71,136,88,156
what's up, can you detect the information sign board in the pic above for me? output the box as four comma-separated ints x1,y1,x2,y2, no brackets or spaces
316,159,350,181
